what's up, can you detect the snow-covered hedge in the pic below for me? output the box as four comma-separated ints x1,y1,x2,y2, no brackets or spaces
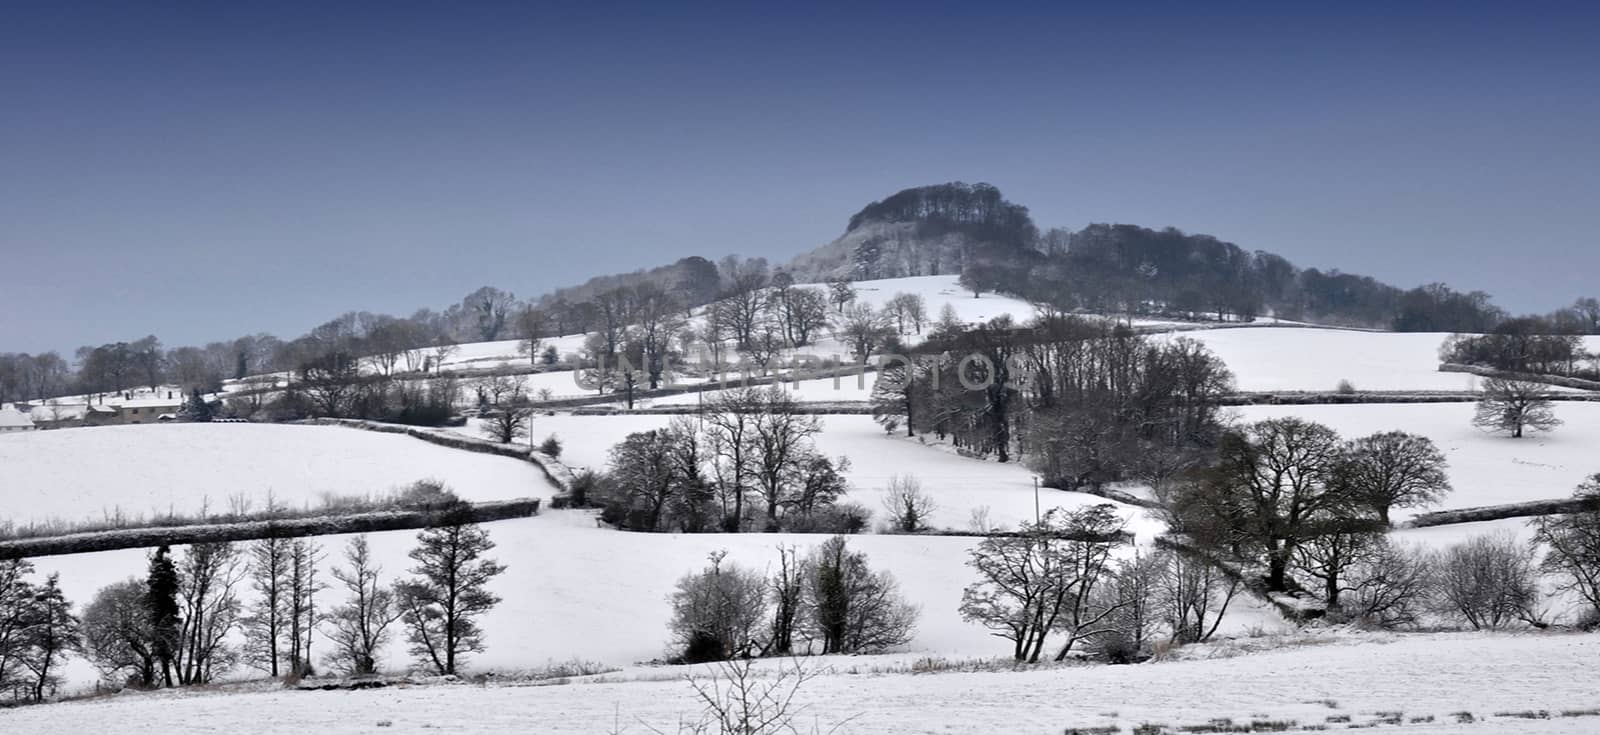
1405,497,1598,528
1439,363,1600,392
0,498,540,560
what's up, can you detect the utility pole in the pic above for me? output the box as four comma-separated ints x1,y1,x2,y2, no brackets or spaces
1033,476,1041,525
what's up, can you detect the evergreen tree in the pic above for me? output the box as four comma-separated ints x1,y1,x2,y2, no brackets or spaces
144,545,181,687
178,387,214,422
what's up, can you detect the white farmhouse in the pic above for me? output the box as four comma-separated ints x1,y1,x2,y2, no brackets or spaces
0,403,37,432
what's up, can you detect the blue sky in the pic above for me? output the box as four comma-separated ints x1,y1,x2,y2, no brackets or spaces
3,1,1598,354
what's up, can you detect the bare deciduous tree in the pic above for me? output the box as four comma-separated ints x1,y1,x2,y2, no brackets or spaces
1472,378,1561,438
959,506,1126,663
881,475,937,533
1432,532,1543,630
668,551,768,663
326,536,402,676
1340,431,1452,524
1532,475,1600,624
805,536,918,655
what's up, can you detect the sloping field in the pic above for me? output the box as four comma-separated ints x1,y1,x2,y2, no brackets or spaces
0,423,559,526
1168,327,1477,393
1237,402,1600,518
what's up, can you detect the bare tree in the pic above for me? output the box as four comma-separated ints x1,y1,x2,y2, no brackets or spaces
282,539,326,676
461,286,518,342
806,536,918,654
479,376,532,444
1292,523,1384,607
833,302,894,364
747,390,822,530
81,579,158,688
1433,532,1543,630
1158,549,1239,645
826,277,855,313
1341,539,1434,628
326,536,402,675
243,534,291,676
396,519,506,675
775,288,831,347
959,506,1126,663
766,546,806,656
668,551,768,662
679,657,847,735
1472,378,1561,438
175,543,245,685
1532,475,1600,624
885,292,928,335
881,475,938,533
1341,431,1452,524
1186,418,1357,591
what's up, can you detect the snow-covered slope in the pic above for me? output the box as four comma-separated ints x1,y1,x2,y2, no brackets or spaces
1165,327,1481,393
1237,402,1600,518
0,423,558,526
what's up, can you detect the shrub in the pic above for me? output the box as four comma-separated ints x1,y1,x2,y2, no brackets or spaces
668,552,768,662
1432,532,1543,629
1336,379,1357,394
781,502,871,534
537,434,563,458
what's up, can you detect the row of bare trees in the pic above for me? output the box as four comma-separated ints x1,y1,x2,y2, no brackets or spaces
68,508,506,697
596,388,856,533
957,505,1241,663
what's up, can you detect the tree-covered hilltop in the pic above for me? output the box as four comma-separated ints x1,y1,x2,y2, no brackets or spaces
790,182,1512,331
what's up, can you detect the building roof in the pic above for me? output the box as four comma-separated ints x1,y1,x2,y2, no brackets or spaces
0,404,36,428
116,398,185,409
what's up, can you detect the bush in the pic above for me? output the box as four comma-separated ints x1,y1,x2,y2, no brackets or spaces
1340,540,1433,629
1336,379,1357,394
781,502,871,534
1432,532,1543,630
537,434,563,458
397,479,461,509
668,552,768,662
566,470,602,509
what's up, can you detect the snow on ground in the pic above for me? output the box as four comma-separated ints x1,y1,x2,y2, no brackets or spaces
6,629,1597,734
0,423,559,526
1166,327,1484,393
1237,402,1600,518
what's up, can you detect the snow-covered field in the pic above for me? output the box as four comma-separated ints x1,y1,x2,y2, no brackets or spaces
0,423,559,526
4,630,1596,734
1236,402,1600,517
1165,327,1476,393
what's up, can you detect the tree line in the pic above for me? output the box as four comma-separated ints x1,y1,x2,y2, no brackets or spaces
0,487,507,702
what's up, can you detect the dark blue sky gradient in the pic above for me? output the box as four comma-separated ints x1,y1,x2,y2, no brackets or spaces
3,1,1598,353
